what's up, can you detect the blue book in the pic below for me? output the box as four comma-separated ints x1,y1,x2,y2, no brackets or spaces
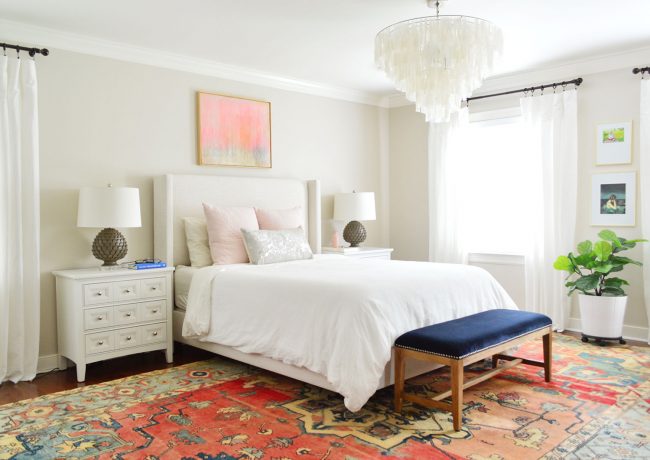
129,262,167,270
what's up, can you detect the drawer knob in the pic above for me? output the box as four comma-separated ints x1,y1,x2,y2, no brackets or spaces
125,289,131,294
152,309,158,314
97,316,104,321
151,287,157,291
126,336,132,341
96,292,103,297
152,331,158,336
126,312,132,317
98,340,104,345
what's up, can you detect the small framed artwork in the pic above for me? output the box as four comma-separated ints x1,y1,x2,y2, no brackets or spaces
591,172,636,226
596,121,632,165
197,92,272,168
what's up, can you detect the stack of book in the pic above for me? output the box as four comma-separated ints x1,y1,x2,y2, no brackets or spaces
124,259,167,270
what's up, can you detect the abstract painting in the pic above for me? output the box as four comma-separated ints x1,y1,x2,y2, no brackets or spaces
197,92,271,168
596,121,632,165
591,172,636,226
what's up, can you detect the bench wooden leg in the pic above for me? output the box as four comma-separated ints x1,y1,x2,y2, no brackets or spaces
394,348,406,412
451,360,464,431
492,354,499,369
543,332,552,382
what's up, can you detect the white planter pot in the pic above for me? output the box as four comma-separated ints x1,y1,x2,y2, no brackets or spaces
578,294,627,340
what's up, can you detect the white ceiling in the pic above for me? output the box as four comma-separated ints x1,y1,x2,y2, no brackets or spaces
1,0,650,97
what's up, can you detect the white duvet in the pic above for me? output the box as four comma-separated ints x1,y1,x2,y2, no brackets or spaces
183,255,516,411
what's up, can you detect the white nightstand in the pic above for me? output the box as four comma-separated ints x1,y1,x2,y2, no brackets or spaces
322,246,394,260
53,266,175,382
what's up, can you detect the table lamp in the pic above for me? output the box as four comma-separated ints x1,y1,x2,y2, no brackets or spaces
333,191,376,247
77,185,142,266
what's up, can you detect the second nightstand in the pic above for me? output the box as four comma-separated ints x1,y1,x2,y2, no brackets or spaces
53,266,175,382
322,246,394,260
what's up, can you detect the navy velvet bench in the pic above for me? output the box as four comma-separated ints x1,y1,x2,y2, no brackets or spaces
393,309,552,431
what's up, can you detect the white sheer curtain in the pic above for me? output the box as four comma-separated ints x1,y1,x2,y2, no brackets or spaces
428,107,469,263
520,91,578,330
640,79,650,343
0,54,41,383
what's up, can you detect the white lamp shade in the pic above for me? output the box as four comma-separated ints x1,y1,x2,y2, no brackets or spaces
333,192,376,222
77,186,142,228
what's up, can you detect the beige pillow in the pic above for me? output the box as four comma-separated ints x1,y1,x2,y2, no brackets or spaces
255,206,303,230
241,227,313,265
182,217,212,267
203,204,259,264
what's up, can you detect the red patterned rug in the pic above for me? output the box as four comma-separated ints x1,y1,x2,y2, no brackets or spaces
0,334,649,459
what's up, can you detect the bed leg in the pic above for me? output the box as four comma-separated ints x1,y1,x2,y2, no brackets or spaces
543,331,552,382
394,348,405,412
451,360,464,431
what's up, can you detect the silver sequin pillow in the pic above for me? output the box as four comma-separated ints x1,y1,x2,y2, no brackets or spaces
241,227,313,265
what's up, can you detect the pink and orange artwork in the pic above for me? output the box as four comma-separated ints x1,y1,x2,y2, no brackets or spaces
197,92,271,168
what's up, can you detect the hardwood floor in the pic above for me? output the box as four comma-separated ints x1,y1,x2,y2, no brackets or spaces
1,333,647,406
0,343,213,406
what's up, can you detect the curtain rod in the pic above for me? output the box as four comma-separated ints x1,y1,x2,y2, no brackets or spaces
1,42,49,57
633,67,650,75
466,77,583,103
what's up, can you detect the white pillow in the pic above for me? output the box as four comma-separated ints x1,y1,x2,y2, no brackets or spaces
182,217,212,267
241,227,313,265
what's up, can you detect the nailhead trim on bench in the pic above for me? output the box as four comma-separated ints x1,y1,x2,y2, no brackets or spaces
394,324,553,360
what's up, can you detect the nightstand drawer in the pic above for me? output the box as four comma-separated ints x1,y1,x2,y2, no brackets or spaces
85,331,115,354
84,282,113,306
141,323,166,344
114,303,139,325
115,327,141,349
114,280,140,302
83,307,113,330
141,300,166,322
141,278,165,298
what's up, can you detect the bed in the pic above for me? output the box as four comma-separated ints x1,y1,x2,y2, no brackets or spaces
153,174,516,411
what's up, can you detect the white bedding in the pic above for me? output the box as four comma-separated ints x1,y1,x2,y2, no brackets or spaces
174,265,199,310
183,255,516,411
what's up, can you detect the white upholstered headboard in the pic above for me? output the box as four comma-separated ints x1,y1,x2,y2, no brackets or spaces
153,174,321,266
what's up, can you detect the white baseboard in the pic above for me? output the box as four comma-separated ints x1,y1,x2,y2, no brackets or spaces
566,318,649,343
37,354,60,374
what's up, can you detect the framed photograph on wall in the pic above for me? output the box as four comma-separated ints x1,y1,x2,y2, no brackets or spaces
197,92,272,168
596,121,632,165
591,172,636,226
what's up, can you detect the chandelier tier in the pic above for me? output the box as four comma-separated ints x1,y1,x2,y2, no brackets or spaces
375,1,503,123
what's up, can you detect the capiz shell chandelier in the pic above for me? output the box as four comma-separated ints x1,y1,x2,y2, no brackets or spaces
375,0,503,123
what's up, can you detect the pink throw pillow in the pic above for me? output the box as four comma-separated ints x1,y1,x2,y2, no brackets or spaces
255,206,303,230
203,204,259,264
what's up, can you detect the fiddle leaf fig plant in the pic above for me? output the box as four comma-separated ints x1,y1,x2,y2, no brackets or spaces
553,229,646,297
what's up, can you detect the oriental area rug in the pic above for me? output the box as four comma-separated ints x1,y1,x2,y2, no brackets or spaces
1,334,649,459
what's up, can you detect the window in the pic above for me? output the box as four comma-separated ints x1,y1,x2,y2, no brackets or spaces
459,109,534,255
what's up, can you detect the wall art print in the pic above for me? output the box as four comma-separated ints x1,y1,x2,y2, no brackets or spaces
197,92,271,168
596,121,632,165
591,172,636,226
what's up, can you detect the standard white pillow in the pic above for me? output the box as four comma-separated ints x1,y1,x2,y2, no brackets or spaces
182,217,212,267
241,227,313,265
203,204,259,264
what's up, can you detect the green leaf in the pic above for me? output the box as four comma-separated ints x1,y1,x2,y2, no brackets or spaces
553,255,573,272
593,241,612,261
574,254,593,267
593,263,614,274
575,274,600,293
598,230,622,248
604,277,629,287
577,240,593,256
602,286,626,296
611,255,642,266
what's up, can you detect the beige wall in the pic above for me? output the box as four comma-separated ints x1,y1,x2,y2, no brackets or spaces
38,50,384,358
388,105,429,261
389,67,648,338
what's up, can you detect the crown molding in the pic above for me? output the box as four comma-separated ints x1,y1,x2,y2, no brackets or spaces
0,18,383,107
